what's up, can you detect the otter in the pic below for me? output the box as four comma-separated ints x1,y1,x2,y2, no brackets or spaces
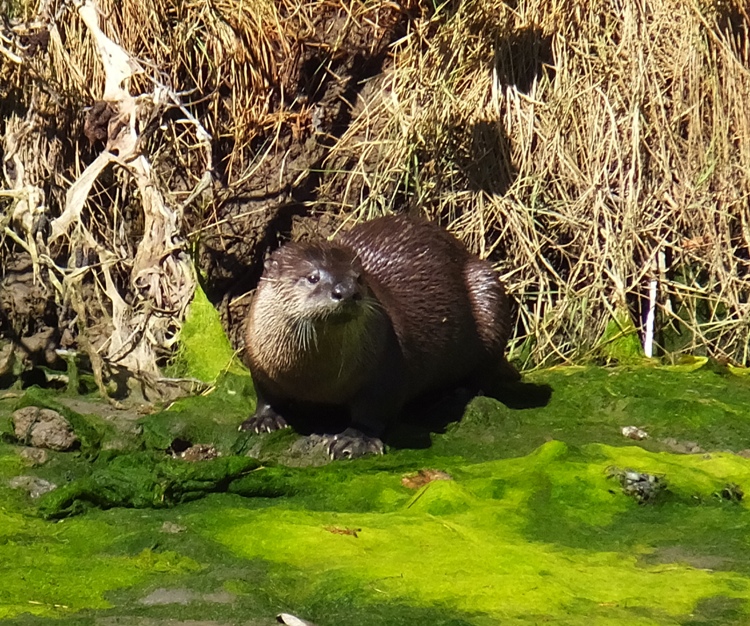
240,214,517,459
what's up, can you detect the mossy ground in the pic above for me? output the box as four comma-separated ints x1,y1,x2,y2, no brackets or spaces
2,361,750,625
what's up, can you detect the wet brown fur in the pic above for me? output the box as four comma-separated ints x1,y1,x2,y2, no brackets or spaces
243,214,515,440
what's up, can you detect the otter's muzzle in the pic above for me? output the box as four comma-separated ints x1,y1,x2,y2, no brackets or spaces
331,278,361,302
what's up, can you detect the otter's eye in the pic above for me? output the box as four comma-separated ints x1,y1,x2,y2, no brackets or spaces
306,272,320,285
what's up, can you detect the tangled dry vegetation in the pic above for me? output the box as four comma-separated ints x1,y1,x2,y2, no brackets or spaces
0,0,749,400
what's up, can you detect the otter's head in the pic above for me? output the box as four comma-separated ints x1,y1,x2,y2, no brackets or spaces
261,240,370,323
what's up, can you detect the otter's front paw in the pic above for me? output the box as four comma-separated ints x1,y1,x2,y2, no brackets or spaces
327,428,384,460
239,412,288,434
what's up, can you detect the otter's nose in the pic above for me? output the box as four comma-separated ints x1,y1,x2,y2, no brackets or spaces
331,278,360,302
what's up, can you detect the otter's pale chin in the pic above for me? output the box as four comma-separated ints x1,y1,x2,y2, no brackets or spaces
305,300,362,325
328,305,362,324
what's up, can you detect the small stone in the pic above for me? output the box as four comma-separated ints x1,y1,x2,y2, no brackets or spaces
401,469,453,489
12,406,79,451
8,475,57,498
277,614,319,626
18,447,49,466
180,443,218,462
138,587,235,606
607,466,667,504
161,521,187,534
660,437,704,455
621,426,649,440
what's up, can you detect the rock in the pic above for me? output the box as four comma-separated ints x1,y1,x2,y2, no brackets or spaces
138,588,235,606
277,614,319,626
161,521,187,534
8,475,57,498
0,340,16,377
621,425,649,440
180,443,219,462
12,406,79,451
660,437,704,455
18,446,50,466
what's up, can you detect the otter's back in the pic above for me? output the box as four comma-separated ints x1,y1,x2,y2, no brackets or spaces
338,214,509,398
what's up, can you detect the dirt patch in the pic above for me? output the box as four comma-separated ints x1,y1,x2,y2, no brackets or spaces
0,254,64,374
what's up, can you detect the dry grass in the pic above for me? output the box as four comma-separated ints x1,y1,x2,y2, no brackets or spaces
1,0,750,386
321,0,750,367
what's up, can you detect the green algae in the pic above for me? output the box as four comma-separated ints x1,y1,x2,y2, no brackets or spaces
4,364,750,624
36,452,263,518
192,441,750,625
140,371,255,455
0,474,181,620
167,283,247,382
596,307,645,363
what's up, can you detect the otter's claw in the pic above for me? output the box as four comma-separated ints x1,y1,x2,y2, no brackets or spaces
327,429,384,460
239,413,289,434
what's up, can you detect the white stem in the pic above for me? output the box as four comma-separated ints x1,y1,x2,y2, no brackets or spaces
644,277,657,358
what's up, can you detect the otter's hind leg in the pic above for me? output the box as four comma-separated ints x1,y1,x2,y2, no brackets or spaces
464,258,520,396
472,358,522,401
464,258,512,355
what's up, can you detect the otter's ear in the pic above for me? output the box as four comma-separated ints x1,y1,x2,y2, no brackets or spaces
263,257,279,277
